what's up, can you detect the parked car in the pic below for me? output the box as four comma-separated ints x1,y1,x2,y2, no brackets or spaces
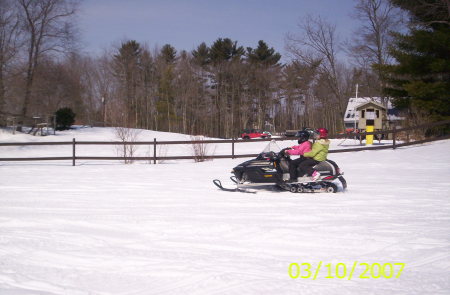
285,127,316,138
295,127,316,138
241,129,272,139
284,130,298,137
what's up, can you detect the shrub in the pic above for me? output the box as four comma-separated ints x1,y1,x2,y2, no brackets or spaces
55,107,76,130
190,135,215,162
114,126,141,164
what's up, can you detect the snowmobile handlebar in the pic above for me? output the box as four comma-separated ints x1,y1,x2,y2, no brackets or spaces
257,148,293,161
278,148,292,158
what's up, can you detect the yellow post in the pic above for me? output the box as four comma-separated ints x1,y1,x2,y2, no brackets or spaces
366,125,374,145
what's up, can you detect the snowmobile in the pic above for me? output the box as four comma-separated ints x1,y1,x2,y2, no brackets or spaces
213,141,347,193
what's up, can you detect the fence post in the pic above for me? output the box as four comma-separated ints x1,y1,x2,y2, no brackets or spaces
153,138,156,164
72,138,76,166
393,129,397,149
232,137,235,159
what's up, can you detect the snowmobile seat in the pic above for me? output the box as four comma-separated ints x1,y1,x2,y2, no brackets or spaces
312,160,337,176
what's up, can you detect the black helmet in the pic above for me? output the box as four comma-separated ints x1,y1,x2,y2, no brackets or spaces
297,131,310,144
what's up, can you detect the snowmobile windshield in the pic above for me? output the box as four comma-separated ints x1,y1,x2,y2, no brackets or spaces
261,140,282,153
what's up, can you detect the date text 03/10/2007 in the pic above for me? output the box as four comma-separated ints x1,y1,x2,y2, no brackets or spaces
288,262,406,280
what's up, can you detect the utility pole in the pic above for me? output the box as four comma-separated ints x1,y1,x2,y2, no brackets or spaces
102,96,106,126
354,83,359,132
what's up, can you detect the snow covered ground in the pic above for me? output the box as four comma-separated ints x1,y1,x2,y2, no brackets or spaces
0,127,449,294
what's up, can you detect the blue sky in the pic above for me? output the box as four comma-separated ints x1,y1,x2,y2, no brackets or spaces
78,0,359,58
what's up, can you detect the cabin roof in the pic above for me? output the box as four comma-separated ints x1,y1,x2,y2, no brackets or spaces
356,101,386,110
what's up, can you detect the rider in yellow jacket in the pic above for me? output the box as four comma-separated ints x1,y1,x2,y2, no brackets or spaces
298,128,330,181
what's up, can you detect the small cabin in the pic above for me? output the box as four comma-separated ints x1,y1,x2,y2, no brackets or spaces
344,97,403,133
356,101,386,130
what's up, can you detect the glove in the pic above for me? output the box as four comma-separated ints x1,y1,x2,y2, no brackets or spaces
280,148,291,156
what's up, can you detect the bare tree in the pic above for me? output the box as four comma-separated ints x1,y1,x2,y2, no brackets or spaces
0,0,20,124
29,55,84,117
86,51,117,127
349,0,404,105
17,0,79,120
351,0,402,66
286,15,348,132
280,60,320,130
174,51,200,134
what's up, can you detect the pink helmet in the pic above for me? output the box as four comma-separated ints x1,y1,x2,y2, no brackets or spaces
317,128,328,138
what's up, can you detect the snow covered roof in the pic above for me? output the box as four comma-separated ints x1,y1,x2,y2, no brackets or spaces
344,97,403,123
356,101,386,110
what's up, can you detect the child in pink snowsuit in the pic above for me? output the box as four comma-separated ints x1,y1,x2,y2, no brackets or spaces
286,131,311,181
286,141,311,156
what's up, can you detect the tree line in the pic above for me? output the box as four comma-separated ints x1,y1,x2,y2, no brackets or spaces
0,0,448,138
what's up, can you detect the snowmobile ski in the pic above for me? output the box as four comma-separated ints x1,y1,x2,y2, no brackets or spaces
213,179,257,194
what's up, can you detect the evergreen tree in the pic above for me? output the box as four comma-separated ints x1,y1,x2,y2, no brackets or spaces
157,44,177,131
160,44,177,64
192,42,210,67
379,0,450,120
113,40,143,126
246,40,281,66
209,38,245,64
245,40,282,130
390,0,449,26
139,48,156,130
55,107,75,130
207,38,245,137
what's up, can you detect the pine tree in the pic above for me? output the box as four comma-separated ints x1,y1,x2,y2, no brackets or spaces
113,40,142,127
246,40,281,66
192,42,210,67
160,44,177,64
157,44,177,132
208,38,245,137
245,41,282,130
209,38,245,64
379,0,450,120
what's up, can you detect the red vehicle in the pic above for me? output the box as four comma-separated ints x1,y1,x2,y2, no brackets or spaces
240,129,272,140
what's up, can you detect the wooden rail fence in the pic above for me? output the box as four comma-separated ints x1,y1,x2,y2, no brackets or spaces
0,120,448,166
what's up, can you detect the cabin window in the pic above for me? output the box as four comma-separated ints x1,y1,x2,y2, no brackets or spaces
366,109,375,120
